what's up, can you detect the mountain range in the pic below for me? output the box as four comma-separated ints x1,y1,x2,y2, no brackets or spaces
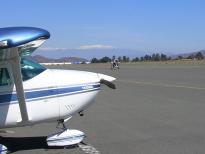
34,48,145,60
28,55,88,63
172,50,205,59
31,49,205,63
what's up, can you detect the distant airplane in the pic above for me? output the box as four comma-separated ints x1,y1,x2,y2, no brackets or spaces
0,27,116,153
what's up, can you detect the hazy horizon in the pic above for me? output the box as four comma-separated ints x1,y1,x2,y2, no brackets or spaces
33,48,205,60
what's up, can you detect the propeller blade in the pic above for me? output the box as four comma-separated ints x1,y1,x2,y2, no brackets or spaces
100,79,116,89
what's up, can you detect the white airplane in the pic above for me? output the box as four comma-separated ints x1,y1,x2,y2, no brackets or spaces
0,27,116,153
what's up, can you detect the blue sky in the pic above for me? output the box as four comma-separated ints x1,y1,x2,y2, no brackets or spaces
1,0,205,58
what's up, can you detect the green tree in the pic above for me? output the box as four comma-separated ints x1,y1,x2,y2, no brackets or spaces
118,56,122,62
112,55,116,60
195,52,204,60
126,57,130,62
187,54,194,59
155,53,160,61
123,56,127,62
178,56,183,60
132,57,139,62
161,54,167,61
151,54,156,61
91,58,99,63
100,56,111,63
144,54,151,61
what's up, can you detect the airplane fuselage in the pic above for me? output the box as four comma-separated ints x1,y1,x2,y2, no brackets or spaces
0,62,103,128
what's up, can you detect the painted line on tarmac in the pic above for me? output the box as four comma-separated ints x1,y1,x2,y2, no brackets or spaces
117,79,205,90
78,143,101,154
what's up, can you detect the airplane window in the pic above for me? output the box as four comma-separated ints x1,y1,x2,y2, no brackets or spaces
21,58,46,81
0,68,11,86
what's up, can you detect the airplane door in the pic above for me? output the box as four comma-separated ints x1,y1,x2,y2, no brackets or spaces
0,64,17,126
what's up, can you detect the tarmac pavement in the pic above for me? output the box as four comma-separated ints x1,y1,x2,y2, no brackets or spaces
1,63,205,154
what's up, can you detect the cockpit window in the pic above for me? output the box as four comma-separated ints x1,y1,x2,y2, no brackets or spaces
0,68,11,86
21,58,46,81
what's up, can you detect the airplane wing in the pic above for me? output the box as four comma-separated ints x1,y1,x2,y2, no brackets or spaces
0,27,50,122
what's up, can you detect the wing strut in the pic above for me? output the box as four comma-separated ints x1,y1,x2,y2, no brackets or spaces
10,47,29,122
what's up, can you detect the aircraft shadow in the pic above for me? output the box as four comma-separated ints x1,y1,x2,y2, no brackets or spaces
0,136,78,153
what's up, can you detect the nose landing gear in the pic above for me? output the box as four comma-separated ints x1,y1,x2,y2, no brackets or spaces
46,118,85,147
0,144,8,154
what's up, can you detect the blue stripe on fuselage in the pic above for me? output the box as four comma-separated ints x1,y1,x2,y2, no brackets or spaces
0,83,100,104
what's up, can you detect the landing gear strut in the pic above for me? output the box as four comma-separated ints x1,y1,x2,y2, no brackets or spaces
56,119,67,130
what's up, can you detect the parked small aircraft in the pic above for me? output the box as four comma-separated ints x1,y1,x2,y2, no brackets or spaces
0,27,116,153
